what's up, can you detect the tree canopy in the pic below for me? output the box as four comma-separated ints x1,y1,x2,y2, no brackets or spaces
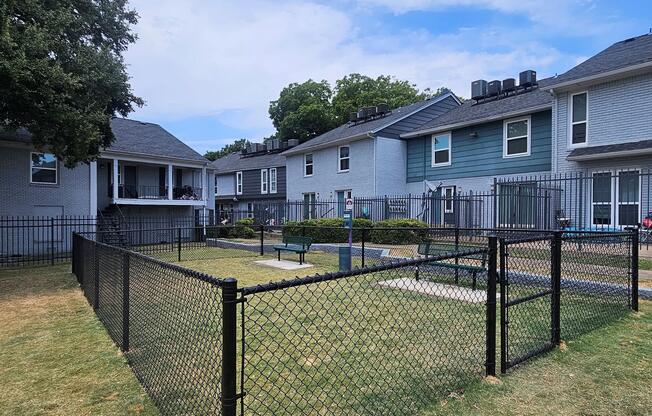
0,0,143,167
204,138,250,161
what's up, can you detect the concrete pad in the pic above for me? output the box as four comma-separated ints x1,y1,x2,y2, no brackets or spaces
377,278,488,304
254,259,314,270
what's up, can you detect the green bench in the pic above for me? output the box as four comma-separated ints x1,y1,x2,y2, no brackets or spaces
416,241,487,289
273,236,313,264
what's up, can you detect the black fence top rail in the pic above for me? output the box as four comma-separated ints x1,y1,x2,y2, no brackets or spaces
78,234,227,287
240,246,489,296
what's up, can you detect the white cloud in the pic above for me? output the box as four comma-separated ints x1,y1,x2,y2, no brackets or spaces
124,0,577,137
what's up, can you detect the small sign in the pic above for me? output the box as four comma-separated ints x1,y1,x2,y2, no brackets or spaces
345,198,354,211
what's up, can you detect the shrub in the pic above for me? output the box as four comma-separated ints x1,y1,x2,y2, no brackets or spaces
281,218,373,243
205,218,256,239
369,219,428,244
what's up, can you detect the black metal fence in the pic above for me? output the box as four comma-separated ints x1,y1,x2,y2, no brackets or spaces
72,225,638,415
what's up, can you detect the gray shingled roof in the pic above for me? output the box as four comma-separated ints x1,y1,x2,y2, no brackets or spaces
0,118,208,163
403,78,554,137
549,33,652,87
212,151,285,174
108,118,207,163
567,139,652,160
283,92,457,154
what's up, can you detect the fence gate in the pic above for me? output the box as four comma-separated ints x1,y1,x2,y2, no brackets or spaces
500,234,561,372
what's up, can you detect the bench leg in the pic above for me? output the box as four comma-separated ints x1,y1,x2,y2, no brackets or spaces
471,271,477,290
415,266,420,281
278,250,280,261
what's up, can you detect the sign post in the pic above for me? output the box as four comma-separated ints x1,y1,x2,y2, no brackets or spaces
340,199,354,271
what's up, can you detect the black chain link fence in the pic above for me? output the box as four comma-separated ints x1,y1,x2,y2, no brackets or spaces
73,233,226,415
72,226,639,415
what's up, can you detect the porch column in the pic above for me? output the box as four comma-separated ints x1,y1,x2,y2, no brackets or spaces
112,159,119,200
202,166,207,201
167,164,173,200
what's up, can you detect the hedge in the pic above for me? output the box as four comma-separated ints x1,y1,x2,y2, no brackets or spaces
368,219,429,244
282,218,373,243
281,218,430,244
207,218,256,239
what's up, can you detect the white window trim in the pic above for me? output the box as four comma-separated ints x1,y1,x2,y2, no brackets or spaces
338,145,350,173
260,169,269,194
569,91,589,148
503,116,531,158
443,186,455,214
214,176,219,195
269,167,277,194
431,132,452,167
235,171,243,195
304,153,313,177
30,152,58,185
589,169,641,228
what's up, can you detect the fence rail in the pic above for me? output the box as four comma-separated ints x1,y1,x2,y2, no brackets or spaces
72,224,639,415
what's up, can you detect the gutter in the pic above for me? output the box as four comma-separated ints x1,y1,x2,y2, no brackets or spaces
101,149,210,166
547,61,652,91
401,103,552,138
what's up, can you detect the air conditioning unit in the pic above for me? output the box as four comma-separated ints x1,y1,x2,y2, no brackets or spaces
356,108,366,120
502,78,516,92
487,80,502,96
519,70,537,87
287,139,300,148
376,103,390,114
349,112,358,122
268,139,280,150
364,106,377,118
471,80,487,100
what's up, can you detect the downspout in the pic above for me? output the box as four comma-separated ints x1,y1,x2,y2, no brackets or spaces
371,133,377,195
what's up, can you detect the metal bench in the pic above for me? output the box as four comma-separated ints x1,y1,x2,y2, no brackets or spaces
416,241,487,289
273,236,313,264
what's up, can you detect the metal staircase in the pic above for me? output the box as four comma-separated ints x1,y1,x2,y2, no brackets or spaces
97,205,129,247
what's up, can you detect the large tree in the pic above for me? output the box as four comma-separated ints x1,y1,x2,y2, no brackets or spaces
204,138,250,161
331,74,431,124
268,79,336,142
0,0,143,167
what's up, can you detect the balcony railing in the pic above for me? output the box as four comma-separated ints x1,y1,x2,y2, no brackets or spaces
110,185,203,201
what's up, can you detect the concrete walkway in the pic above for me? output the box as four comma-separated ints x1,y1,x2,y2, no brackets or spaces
377,278,489,304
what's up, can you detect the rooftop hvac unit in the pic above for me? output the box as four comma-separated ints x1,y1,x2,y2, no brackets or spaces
246,143,257,154
287,139,300,148
487,80,502,96
519,70,537,87
356,108,366,120
502,78,516,92
376,103,390,114
471,80,487,100
268,139,280,150
364,106,377,118
349,112,358,122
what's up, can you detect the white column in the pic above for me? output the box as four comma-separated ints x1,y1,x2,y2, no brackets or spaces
89,161,97,214
202,167,207,201
167,164,173,200
112,159,119,200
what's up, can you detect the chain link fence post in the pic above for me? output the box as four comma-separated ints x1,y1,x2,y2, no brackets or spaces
122,251,130,352
551,231,562,345
177,227,182,262
221,278,238,416
260,224,265,256
50,217,55,266
499,238,507,374
93,244,100,310
631,227,639,312
361,228,366,268
486,235,498,377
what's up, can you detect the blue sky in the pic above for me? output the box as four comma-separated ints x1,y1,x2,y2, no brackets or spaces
123,0,652,155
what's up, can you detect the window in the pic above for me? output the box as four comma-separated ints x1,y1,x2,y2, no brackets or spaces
236,171,243,195
30,152,57,184
503,117,530,157
570,92,588,146
247,202,254,219
338,146,350,172
260,169,269,194
443,186,455,214
592,172,612,225
269,168,277,194
617,170,639,226
214,176,218,195
431,133,451,167
304,154,313,176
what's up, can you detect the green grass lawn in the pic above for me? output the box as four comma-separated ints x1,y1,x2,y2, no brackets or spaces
1,255,650,415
